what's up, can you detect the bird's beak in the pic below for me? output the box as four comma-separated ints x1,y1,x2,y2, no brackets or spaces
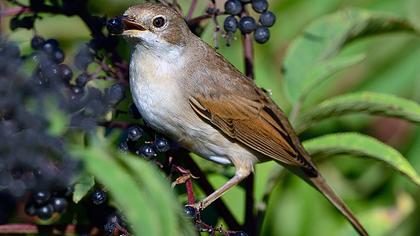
122,17,146,34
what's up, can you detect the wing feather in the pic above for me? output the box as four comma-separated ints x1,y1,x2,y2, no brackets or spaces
189,94,312,168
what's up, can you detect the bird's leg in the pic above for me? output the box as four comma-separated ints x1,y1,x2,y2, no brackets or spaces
196,167,251,210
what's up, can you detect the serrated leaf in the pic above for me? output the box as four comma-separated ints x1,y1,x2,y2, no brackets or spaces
283,8,416,104
70,136,195,236
303,133,420,187
294,92,420,133
72,174,95,203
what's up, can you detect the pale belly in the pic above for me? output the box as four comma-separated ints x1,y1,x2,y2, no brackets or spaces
130,74,234,165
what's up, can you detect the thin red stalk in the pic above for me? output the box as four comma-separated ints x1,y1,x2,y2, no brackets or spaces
0,224,94,234
0,6,30,16
185,178,195,205
186,0,198,20
175,149,241,230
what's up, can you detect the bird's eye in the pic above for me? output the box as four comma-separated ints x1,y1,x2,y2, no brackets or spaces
152,16,165,28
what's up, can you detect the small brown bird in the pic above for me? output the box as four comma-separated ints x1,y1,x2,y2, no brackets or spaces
121,3,368,235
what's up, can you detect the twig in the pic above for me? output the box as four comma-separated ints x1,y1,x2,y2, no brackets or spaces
242,33,255,79
185,178,195,205
240,10,256,235
0,224,96,234
0,6,30,17
174,149,241,230
243,174,256,236
186,0,198,20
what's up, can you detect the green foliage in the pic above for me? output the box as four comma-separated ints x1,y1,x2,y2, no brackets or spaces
303,133,420,186
71,135,195,236
283,8,416,105
72,174,95,203
294,92,420,133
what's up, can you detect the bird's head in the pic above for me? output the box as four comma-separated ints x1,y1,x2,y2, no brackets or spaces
122,3,191,51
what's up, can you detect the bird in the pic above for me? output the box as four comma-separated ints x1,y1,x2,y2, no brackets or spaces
120,3,368,235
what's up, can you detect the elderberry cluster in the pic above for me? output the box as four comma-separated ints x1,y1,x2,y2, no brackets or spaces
24,187,72,220
223,0,276,44
0,33,126,220
118,109,171,160
0,38,79,197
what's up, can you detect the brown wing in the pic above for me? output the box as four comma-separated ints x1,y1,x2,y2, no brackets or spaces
189,94,315,171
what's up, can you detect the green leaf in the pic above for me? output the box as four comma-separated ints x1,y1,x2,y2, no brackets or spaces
121,156,196,236
294,92,420,133
71,136,195,236
283,8,416,104
303,133,420,187
72,174,95,203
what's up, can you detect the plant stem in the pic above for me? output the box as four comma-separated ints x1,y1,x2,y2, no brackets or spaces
186,0,197,20
0,224,95,234
241,14,257,234
175,149,241,230
242,33,255,79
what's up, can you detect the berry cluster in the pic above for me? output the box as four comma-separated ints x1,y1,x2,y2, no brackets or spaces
223,0,276,44
0,32,126,230
0,38,79,199
24,187,72,220
118,113,171,160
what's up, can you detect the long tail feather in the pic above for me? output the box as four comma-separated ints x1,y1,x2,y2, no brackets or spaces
282,162,369,236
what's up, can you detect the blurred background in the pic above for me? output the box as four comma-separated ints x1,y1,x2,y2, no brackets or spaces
2,0,420,235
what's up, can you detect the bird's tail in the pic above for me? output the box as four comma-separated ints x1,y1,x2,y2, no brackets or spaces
282,162,369,236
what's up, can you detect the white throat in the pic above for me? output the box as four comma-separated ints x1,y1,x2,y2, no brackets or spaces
128,43,186,134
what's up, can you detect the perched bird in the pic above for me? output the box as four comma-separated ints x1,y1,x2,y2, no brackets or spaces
121,3,368,235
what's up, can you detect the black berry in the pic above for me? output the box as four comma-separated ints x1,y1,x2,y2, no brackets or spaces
184,206,197,219
31,36,45,50
106,83,125,105
259,11,276,27
251,0,268,13
71,85,85,96
239,16,257,34
127,126,143,141
91,189,107,205
107,17,124,35
224,0,243,15
37,204,54,220
137,144,156,159
51,197,68,213
224,16,238,33
33,191,51,205
42,39,59,55
53,49,65,64
254,26,270,44
154,137,170,152
59,64,73,83
104,221,116,235
76,73,89,87
74,45,94,70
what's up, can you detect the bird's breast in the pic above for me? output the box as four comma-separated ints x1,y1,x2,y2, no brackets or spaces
129,54,185,135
